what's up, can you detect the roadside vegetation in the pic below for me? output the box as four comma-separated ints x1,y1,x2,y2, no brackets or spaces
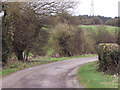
2,2,118,63
77,62,118,88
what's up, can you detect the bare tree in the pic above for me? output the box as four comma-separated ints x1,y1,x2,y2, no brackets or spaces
29,1,79,18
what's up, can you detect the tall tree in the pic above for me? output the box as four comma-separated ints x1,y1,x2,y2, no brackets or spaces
2,2,15,63
2,1,79,61
2,2,37,61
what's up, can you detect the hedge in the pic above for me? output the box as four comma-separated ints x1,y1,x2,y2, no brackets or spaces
98,43,119,75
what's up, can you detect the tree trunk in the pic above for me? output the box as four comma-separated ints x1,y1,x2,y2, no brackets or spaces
25,50,29,61
17,50,23,61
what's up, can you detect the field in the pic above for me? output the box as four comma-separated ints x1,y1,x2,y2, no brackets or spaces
78,25,118,33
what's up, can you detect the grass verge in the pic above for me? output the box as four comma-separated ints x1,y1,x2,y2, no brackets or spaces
77,61,118,88
1,54,96,76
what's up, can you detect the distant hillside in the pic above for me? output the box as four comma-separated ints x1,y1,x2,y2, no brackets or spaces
77,15,119,26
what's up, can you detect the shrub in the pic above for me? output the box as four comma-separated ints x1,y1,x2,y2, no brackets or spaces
98,43,119,75
49,23,83,57
117,29,120,45
48,25,118,57
80,27,97,54
95,26,117,44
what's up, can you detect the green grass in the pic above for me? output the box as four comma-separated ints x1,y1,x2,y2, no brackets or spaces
1,54,96,76
77,61,118,88
39,54,96,61
78,25,118,34
2,68,18,76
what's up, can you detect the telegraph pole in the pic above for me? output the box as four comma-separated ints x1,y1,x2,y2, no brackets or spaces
90,0,94,16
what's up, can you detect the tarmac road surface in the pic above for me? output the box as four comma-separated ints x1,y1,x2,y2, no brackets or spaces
2,56,97,88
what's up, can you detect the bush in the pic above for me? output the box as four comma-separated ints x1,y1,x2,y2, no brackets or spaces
95,26,117,44
80,27,97,54
48,24,118,57
49,23,83,57
117,29,120,45
98,43,119,75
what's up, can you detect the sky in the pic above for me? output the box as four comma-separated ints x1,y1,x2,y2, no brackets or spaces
0,0,119,18
73,0,119,18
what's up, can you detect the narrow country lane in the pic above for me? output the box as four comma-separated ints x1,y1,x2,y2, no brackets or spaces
2,56,98,88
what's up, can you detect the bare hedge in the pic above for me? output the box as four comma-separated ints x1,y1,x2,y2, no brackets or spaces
98,43,119,75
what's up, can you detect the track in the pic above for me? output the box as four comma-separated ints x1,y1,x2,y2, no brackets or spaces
2,56,97,88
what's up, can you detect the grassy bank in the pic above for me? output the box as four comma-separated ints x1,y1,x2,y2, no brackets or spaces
1,54,96,76
77,61,118,88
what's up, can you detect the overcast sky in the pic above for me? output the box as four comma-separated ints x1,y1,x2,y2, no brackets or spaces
0,0,119,18
73,0,119,18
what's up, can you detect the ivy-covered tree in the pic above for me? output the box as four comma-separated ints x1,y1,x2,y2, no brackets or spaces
2,3,14,63
2,1,78,61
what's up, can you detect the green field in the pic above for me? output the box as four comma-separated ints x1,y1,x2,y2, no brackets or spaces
78,25,118,33
77,61,118,88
